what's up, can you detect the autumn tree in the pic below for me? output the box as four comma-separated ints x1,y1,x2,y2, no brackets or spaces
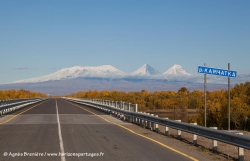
65,82,250,131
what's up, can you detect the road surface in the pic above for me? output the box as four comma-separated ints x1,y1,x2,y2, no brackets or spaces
0,99,197,161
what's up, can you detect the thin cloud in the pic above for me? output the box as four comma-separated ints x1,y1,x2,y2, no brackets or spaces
14,68,39,70
15,67,29,70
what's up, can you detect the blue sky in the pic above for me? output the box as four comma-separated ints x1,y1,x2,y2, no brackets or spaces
0,0,250,84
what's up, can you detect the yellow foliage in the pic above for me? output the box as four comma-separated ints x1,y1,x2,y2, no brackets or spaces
0,89,47,100
65,82,250,130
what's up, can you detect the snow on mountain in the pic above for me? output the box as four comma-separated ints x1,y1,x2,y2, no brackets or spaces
163,64,191,76
131,64,160,76
12,65,126,83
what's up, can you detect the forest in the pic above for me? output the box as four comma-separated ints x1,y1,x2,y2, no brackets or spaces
67,81,250,131
0,89,47,100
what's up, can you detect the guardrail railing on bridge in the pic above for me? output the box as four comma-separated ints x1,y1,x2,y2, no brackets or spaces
63,97,250,161
76,98,138,112
0,98,49,116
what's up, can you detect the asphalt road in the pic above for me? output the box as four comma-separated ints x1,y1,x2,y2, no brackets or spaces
0,99,196,161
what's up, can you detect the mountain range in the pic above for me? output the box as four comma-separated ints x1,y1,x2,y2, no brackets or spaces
11,64,190,83
1,64,249,95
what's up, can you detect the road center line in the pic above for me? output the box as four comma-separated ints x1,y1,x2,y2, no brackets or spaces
56,99,66,161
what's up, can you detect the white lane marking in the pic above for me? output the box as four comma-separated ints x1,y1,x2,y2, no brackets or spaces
56,99,66,161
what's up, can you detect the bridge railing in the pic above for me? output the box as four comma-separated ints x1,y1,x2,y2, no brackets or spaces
63,97,250,153
0,98,37,106
0,98,48,116
74,98,138,112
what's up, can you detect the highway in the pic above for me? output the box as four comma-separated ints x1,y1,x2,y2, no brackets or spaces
0,99,198,161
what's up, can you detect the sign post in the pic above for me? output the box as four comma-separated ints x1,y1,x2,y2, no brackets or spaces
228,63,230,130
198,64,237,130
204,63,207,127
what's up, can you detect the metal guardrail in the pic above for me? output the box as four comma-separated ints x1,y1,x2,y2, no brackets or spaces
81,99,138,112
0,98,48,116
0,98,36,106
63,97,250,150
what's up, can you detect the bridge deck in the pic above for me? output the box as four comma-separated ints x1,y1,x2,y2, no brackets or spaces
0,98,206,161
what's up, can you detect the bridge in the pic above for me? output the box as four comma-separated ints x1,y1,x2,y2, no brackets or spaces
0,98,249,161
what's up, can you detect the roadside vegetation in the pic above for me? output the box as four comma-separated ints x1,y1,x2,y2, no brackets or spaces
0,89,47,100
67,81,250,131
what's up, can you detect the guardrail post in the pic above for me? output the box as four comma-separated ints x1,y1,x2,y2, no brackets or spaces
143,112,147,128
210,127,218,152
237,133,244,161
155,115,159,132
119,113,123,119
135,104,138,112
175,120,181,139
121,113,124,120
146,113,151,129
191,123,197,145
140,113,143,127
133,114,137,124
136,113,139,124
165,118,169,136
150,114,154,131
122,102,124,110
123,113,126,121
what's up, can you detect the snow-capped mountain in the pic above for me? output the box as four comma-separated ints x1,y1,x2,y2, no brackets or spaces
12,65,125,83
11,63,246,85
4,64,250,95
10,64,192,84
163,64,191,76
131,64,160,76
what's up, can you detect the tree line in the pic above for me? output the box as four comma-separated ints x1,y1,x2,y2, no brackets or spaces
0,89,47,100
66,81,250,131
